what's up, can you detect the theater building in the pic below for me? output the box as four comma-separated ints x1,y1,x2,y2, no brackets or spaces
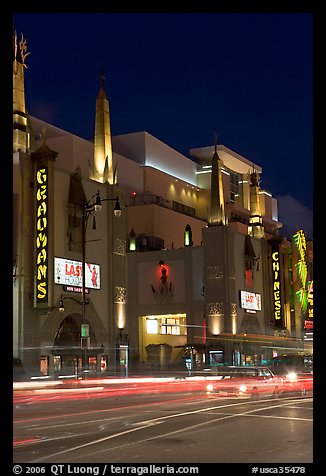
13,32,309,377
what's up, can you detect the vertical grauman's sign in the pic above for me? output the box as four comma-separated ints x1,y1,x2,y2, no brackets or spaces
271,241,283,328
35,166,48,304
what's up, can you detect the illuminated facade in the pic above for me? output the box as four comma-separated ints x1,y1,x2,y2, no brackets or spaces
13,32,312,377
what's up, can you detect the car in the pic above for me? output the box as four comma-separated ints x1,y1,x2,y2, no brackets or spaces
281,369,313,396
268,353,313,377
267,354,313,397
205,366,283,399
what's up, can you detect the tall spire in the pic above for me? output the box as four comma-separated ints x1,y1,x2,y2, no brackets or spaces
13,30,30,153
208,133,226,225
92,68,114,184
248,166,264,239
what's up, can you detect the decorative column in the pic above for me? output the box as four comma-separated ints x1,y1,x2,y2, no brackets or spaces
248,167,264,239
91,70,115,184
13,30,30,153
208,144,226,225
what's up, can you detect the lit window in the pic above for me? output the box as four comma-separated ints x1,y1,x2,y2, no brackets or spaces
146,319,158,334
144,314,187,336
172,326,180,335
161,318,182,335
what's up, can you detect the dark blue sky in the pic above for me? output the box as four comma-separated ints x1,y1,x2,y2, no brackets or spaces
13,12,313,238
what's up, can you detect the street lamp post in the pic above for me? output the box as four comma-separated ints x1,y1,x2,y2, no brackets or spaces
117,329,129,377
59,190,121,376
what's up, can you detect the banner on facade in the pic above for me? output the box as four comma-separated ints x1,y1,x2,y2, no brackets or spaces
54,257,101,290
240,290,261,312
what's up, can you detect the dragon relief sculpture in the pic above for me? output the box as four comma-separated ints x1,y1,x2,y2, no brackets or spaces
151,261,173,303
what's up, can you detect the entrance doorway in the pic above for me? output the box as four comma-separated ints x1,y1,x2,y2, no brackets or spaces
52,313,104,376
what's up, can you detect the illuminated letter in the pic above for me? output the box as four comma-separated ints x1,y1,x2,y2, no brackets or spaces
36,169,47,184
36,233,47,248
37,265,47,280
273,281,280,291
37,249,47,264
37,282,47,299
37,202,47,217
37,217,47,231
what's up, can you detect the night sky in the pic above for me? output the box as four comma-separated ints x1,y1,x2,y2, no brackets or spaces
13,12,313,239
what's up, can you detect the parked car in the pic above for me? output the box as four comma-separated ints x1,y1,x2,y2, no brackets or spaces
205,366,283,399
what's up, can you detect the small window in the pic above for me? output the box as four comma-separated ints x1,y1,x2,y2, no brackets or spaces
259,369,272,378
146,319,158,334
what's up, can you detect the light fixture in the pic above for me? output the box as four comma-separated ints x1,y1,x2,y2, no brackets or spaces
59,295,65,312
94,190,102,213
114,198,122,217
129,228,136,251
93,191,121,217
184,224,193,247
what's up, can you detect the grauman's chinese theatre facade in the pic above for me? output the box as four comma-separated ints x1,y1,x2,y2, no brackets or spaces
13,32,310,376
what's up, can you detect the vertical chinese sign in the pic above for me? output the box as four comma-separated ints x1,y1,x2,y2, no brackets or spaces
271,242,283,328
35,166,48,305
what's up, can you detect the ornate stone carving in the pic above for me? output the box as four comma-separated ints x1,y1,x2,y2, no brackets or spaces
205,266,223,279
230,302,237,316
113,238,126,256
114,286,126,303
229,266,236,279
207,302,224,316
151,262,173,304
14,32,31,67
